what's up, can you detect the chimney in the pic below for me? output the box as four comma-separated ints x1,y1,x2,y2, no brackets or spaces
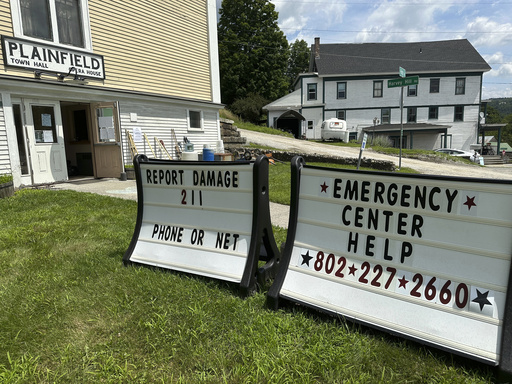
314,37,320,59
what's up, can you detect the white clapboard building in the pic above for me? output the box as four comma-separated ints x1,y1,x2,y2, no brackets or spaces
265,38,491,151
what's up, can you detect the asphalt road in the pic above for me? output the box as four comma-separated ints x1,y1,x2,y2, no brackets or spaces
52,129,512,229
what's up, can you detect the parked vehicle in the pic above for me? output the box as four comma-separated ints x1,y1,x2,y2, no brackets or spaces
321,118,349,142
434,148,479,162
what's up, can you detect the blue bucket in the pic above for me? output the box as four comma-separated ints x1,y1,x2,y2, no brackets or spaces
203,147,214,161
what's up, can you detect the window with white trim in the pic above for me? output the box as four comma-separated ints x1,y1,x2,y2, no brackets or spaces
11,0,92,49
188,110,203,130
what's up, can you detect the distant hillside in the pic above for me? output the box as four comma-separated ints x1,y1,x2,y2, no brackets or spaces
486,98,512,117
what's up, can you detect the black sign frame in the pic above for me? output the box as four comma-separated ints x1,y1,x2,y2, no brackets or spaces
124,154,280,296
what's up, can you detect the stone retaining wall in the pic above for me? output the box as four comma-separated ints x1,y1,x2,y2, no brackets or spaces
228,147,395,172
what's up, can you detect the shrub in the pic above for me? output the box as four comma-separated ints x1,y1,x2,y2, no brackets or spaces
229,93,269,124
370,135,393,148
0,174,13,184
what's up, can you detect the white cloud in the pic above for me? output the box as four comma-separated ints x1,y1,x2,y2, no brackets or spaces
465,17,512,47
355,0,454,43
271,0,348,43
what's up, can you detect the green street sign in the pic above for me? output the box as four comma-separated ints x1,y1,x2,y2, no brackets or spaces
388,75,419,88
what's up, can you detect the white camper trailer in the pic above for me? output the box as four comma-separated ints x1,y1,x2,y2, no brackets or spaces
321,118,349,141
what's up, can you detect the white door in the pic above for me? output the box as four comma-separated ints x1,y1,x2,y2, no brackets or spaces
24,100,68,184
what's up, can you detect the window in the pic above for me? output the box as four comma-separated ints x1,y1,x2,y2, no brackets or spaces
337,82,347,99
455,78,466,95
188,110,203,130
336,110,346,120
381,108,391,124
407,107,417,123
307,83,317,100
429,106,438,120
13,0,90,49
307,120,314,130
454,106,464,121
33,105,57,143
407,84,417,97
373,81,383,98
430,78,440,93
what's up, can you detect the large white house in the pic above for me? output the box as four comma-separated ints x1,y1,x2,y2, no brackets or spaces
265,38,491,150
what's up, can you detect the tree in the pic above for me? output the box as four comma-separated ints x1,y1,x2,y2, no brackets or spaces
287,39,310,90
483,105,502,124
218,0,289,106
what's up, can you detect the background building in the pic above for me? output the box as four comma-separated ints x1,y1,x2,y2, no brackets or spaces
265,38,490,150
0,0,221,188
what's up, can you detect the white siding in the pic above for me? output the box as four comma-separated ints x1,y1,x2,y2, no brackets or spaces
119,101,220,164
0,105,12,175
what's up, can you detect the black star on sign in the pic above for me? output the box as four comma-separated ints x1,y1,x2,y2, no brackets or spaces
464,196,477,210
320,182,328,193
348,264,357,276
301,250,313,266
472,289,492,311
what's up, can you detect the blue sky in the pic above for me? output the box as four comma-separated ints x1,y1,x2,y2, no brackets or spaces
216,0,512,99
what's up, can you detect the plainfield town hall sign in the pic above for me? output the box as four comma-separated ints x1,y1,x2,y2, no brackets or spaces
2,36,105,79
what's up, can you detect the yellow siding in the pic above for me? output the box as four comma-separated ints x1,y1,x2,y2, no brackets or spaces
0,0,13,74
0,0,213,101
89,0,212,101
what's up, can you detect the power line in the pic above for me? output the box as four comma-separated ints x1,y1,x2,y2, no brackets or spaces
280,28,512,34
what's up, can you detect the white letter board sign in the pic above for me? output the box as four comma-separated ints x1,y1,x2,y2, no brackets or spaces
124,155,279,296
268,156,512,377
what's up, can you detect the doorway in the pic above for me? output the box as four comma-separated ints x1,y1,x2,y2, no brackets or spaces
61,101,122,179
11,99,123,186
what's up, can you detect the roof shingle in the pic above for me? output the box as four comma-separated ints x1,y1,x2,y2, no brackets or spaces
309,39,491,76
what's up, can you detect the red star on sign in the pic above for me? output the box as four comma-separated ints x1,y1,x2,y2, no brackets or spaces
398,276,409,289
320,182,328,193
348,264,357,276
464,196,477,210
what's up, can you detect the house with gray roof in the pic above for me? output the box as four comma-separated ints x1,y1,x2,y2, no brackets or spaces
264,38,491,150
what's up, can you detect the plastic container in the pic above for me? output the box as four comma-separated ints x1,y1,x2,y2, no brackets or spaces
182,151,198,161
203,145,214,161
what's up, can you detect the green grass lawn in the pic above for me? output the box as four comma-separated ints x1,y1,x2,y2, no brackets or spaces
0,189,495,383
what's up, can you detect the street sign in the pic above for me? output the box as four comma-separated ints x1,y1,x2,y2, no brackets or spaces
388,75,419,88
399,67,406,78
361,133,368,150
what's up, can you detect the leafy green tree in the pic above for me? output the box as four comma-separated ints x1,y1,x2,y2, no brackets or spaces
483,105,502,124
229,93,269,124
218,0,289,106
287,39,310,90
